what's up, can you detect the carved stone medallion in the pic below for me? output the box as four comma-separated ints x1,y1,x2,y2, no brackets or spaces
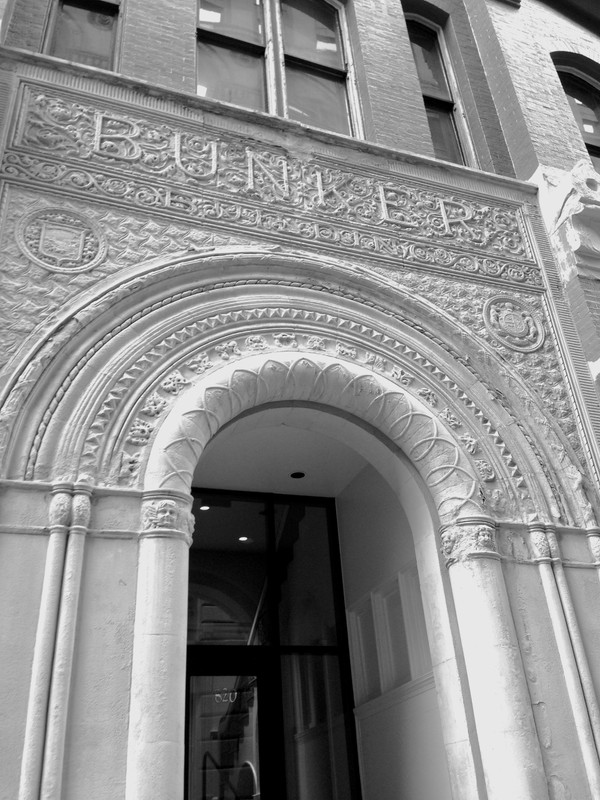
16,207,107,272
483,296,545,352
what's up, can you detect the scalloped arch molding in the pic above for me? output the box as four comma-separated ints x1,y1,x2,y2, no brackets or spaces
0,247,590,525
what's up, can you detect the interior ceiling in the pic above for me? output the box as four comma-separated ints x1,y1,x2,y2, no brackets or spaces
192,406,368,497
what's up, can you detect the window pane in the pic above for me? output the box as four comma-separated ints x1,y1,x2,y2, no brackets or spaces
198,0,264,46
50,2,116,70
425,101,463,164
281,654,352,800
197,40,266,111
188,675,260,800
188,495,268,645
407,20,450,101
275,503,338,646
286,64,350,134
560,73,600,150
281,0,344,70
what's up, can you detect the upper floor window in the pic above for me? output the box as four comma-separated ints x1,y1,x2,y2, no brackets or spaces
558,71,600,172
407,18,464,164
196,0,361,136
47,0,118,70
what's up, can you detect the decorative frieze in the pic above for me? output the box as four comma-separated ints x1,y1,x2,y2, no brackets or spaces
2,85,542,286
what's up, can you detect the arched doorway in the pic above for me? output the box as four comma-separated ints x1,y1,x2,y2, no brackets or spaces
186,405,453,800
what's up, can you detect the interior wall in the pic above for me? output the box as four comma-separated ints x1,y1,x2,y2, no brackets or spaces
336,464,452,800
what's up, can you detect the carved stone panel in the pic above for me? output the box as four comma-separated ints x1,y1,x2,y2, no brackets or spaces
1,84,542,286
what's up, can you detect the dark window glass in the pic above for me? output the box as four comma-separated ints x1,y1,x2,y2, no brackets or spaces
187,490,361,800
425,100,464,163
196,0,353,134
407,19,464,165
559,72,600,169
197,40,267,110
197,0,266,112
198,0,264,45
49,1,117,70
285,64,350,133
281,0,344,70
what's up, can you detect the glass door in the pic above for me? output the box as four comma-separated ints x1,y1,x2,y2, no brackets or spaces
186,490,361,800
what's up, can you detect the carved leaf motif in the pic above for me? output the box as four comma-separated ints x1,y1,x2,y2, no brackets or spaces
127,418,153,445
161,371,190,395
417,387,438,407
439,407,461,428
141,392,168,417
475,460,496,482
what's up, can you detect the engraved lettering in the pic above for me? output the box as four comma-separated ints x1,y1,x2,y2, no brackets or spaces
174,133,218,180
246,149,289,200
94,113,142,160
379,185,420,227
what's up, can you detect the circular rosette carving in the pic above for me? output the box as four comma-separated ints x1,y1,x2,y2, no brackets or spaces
17,207,107,273
483,296,545,352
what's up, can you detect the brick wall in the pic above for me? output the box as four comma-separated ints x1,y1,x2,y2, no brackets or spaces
352,0,433,154
119,0,196,93
487,0,600,176
4,0,49,52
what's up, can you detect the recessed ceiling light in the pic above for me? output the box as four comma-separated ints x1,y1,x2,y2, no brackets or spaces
239,536,249,542
290,472,305,479
199,505,210,511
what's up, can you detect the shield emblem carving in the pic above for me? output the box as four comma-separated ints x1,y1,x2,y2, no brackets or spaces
39,222,86,266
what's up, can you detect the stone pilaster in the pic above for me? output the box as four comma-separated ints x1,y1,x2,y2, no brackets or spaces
440,517,549,800
125,493,193,800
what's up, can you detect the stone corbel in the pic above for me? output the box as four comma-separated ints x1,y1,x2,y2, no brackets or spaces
533,160,600,283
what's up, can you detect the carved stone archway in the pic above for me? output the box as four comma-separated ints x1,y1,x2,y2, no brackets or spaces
9,249,599,800
121,349,549,800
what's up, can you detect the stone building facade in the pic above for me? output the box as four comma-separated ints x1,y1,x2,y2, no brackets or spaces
2,0,600,798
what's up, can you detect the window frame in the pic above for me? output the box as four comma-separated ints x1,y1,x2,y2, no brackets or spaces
405,13,476,167
196,0,363,137
557,66,600,172
43,0,121,72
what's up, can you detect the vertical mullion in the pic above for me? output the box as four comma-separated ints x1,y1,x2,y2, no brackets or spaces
326,500,363,800
264,494,288,798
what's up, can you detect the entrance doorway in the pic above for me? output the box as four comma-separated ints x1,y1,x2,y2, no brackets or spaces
186,490,361,800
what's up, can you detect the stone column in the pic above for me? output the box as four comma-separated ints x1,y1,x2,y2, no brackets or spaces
41,484,93,800
440,517,549,800
125,493,193,800
19,486,72,800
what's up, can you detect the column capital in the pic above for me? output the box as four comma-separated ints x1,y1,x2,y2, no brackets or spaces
528,523,553,562
140,494,193,546
440,517,497,566
49,488,73,530
586,528,600,563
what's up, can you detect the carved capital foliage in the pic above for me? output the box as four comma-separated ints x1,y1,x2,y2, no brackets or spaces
529,525,551,560
49,490,72,529
587,530,600,563
71,491,92,529
440,520,498,565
